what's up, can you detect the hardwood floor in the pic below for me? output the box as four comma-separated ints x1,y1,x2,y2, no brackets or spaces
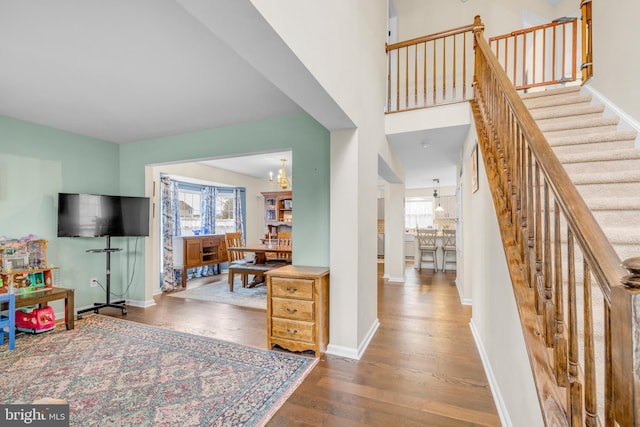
104,262,500,426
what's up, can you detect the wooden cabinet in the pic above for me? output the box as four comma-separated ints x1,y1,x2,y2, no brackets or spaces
172,235,228,287
266,265,329,356
262,191,292,236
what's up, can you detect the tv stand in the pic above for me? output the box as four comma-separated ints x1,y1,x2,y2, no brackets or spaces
77,236,127,319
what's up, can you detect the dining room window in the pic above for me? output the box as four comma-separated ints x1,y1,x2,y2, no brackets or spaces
178,189,202,236
173,182,245,237
214,191,236,234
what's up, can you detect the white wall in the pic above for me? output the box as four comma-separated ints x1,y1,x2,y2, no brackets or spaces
590,0,640,123
252,0,388,357
463,130,543,426
394,0,571,40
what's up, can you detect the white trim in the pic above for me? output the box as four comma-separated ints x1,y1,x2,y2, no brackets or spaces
387,276,405,282
582,83,640,147
469,318,512,427
125,298,156,308
455,279,472,305
326,318,380,360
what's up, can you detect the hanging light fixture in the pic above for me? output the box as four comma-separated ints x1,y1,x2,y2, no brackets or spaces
433,179,445,213
269,158,291,190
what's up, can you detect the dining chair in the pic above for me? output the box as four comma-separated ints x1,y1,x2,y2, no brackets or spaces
441,229,457,272
416,228,438,272
272,231,292,264
0,293,16,350
225,232,251,288
225,232,247,264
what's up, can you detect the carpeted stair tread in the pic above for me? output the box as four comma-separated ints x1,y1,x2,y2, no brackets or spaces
537,115,620,133
582,197,640,210
520,85,581,100
570,169,640,185
523,94,592,110
543,124,619,139
546,129,637,147
556,148,640,164
529,103,604,120
563,158,640,174
599,226,640,246
552,140,635,154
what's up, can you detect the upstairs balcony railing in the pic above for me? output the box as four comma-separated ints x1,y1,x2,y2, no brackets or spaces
386,2,592,114
385,24,476,113
488,17,579,91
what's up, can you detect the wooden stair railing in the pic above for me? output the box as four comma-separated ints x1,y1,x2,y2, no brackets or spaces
488,17,579,91
471,15,637,426
386,24,476,113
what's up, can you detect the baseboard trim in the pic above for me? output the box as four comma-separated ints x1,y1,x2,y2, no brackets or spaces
126,298,156,308
326,318,380,360
455,279,472,305
582,83,640,147
387,276,405,283
469,318,512,427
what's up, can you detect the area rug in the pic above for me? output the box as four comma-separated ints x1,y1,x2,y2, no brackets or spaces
0,315,318,426
168,280,267,310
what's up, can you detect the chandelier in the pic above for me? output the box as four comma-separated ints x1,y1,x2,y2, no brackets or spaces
269,158,291,190
433,179,445,213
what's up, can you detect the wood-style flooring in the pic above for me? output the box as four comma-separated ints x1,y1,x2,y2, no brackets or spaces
101,262,501,426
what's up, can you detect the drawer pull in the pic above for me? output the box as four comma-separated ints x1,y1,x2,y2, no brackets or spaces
285,307,298,314
286,287,298,293
286,328,298,335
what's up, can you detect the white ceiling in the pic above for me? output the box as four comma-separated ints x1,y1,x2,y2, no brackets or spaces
0,0,463,190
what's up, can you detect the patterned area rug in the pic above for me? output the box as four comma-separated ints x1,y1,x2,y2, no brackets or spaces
0,315,317,426
168,280,267,310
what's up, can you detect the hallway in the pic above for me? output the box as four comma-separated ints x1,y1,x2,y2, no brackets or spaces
271,263,500,426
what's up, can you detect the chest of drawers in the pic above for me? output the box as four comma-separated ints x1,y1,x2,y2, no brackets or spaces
266,265,329,356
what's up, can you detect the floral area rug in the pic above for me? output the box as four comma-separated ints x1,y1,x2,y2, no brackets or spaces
168,280,267,310
0,315,318,426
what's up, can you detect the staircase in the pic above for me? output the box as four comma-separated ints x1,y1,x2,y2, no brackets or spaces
521,86,640,262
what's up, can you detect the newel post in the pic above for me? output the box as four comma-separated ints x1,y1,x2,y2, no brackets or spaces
612,257,640,426
471,15,484,96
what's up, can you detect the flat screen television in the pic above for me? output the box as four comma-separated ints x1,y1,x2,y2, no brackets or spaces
57,193,150,238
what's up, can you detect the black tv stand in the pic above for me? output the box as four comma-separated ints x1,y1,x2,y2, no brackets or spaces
77,236,127,319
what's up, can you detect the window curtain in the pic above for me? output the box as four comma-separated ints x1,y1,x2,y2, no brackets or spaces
199,186,218,276
161,176,181,292
234,188,244,241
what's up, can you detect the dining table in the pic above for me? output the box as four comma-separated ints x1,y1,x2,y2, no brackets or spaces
226,243,293,287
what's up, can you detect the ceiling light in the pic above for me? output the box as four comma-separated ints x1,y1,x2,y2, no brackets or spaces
269,158,291,190
433,179,445,213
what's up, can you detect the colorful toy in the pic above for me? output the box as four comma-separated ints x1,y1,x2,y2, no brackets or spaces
15,306,55,333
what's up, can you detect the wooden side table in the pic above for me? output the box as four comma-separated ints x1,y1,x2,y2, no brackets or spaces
6,287,75,330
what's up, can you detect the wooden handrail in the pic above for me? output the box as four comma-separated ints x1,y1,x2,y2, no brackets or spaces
471,14,631,425
386,23,475,51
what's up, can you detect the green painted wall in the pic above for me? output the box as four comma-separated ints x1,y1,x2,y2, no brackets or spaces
119,113,330,300
0,113,330,307
0,116,121,311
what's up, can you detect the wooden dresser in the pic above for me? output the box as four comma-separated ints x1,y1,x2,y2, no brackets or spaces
265,265,329,356
172,235,228,287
